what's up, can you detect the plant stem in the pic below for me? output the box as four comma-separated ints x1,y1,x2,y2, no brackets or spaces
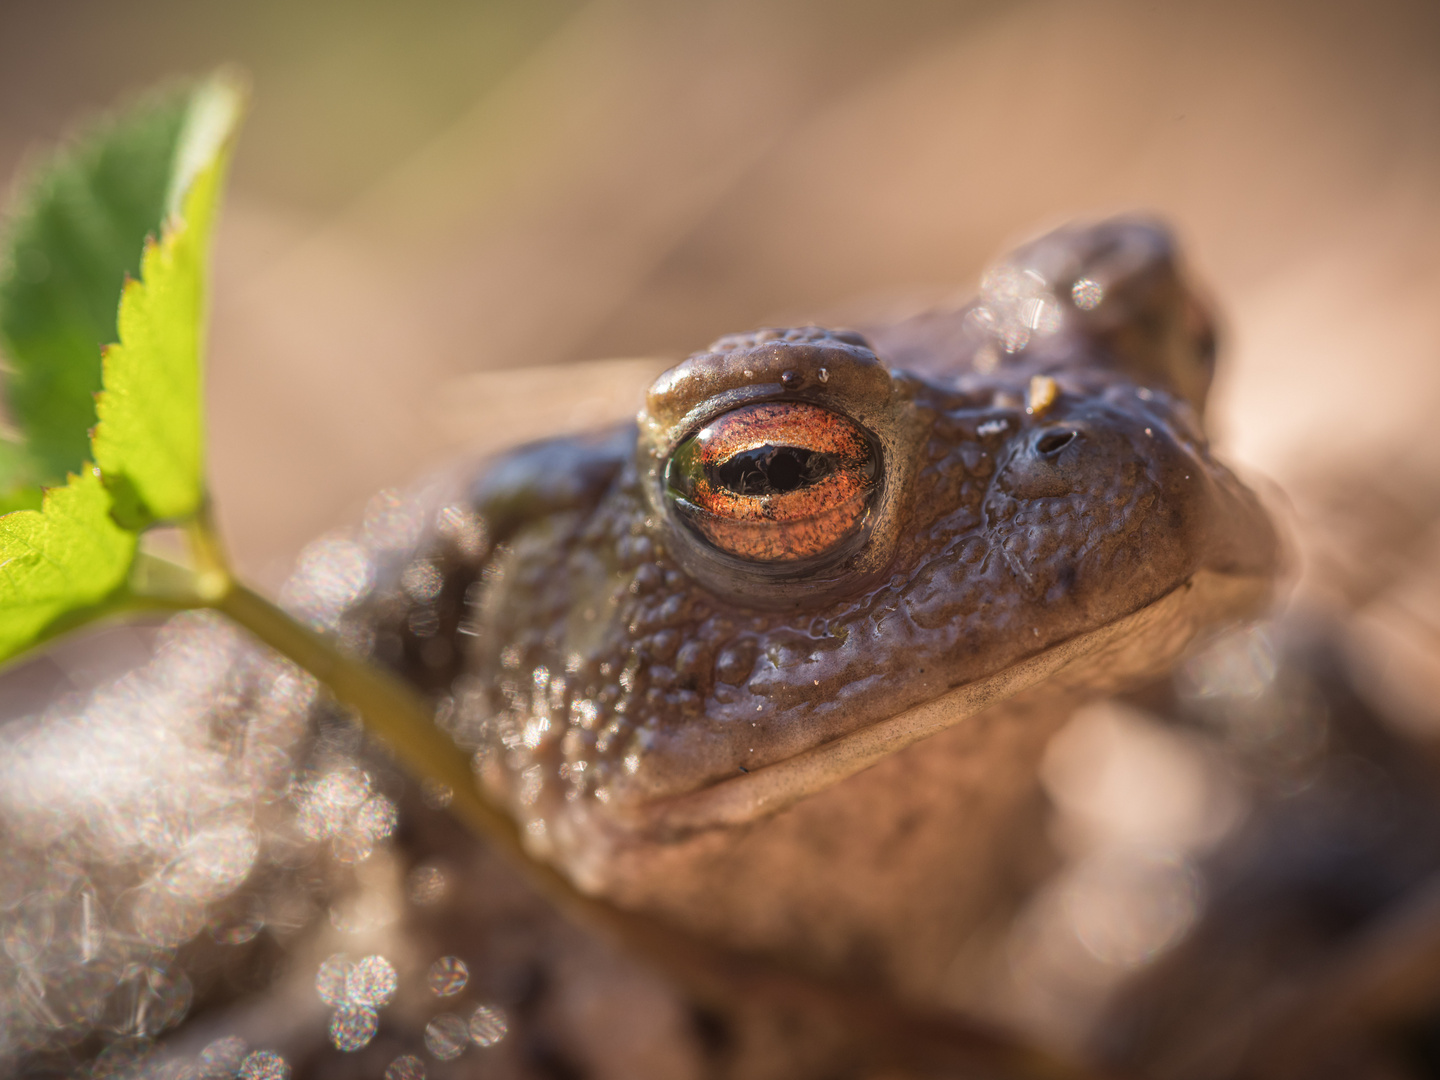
211,580,518,848
211,578,648,895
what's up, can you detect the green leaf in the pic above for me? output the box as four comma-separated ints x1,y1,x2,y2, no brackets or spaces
0,468,136,663
91,75,245,525
0,72,246,667
0,89,190,490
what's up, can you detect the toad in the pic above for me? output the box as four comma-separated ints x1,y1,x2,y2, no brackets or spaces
356,216,1279,1014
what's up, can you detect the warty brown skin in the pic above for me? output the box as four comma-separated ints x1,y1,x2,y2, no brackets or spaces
353,217,1280,1012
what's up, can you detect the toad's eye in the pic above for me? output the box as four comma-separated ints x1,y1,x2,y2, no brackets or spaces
664,402,880,562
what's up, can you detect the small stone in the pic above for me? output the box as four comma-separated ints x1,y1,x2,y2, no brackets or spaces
1026,374,1058,416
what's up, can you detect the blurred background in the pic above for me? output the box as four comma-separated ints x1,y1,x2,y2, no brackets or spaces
4,0,1438,588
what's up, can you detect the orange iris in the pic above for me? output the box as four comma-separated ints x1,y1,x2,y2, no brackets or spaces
665,402,879,562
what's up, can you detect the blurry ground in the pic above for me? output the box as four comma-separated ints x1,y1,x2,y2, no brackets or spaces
3,0,1438,588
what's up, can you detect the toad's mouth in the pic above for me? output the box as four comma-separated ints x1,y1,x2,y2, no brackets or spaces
608,568,1272,841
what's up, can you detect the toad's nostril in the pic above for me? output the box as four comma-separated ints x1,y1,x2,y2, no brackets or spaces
1035,431,1077,455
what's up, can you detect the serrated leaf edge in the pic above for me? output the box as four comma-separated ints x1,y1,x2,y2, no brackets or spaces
89,72,247,525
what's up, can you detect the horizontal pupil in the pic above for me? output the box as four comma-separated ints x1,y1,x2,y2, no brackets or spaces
714,444,836,496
